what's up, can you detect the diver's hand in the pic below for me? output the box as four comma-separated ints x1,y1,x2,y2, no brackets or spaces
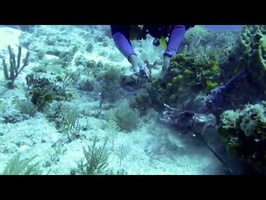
128,54,146,75
162,55,171,72
156,55,171,80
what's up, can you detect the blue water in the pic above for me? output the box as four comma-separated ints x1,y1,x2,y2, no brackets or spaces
203,25,243,31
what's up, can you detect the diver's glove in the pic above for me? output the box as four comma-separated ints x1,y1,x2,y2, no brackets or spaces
131,65,148,79
156,55,171,81
128,54,148,77
162,55,171,72
139,68,147,76
129,54,142,70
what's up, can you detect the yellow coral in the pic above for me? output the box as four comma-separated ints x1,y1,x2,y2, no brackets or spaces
171,53,186,63
171,61,179,68
205,80,218,93
209,60,220,73
183,69,193,77
173,74,184,83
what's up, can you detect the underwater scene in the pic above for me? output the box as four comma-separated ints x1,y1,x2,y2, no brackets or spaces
0,25,265,175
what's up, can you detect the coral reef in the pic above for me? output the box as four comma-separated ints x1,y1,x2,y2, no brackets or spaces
2,45,30,89
218,102,266,174
239,25,266,89
146,52,222,110
25,74,72,110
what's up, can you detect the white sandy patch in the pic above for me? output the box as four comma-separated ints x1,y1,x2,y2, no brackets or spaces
0,27,29,60
0,27,21,50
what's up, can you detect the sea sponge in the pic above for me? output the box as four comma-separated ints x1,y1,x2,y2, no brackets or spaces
239,25,266,83
219,102,266,174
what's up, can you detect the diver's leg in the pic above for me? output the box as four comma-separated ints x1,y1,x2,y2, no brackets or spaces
111,25,135,59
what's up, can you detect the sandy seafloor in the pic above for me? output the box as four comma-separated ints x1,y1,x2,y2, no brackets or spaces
0,25,231,175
